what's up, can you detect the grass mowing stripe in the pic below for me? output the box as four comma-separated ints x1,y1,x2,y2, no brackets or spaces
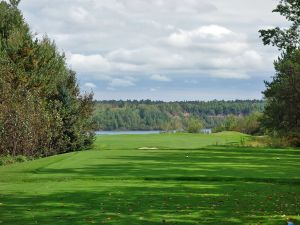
0,132,300,225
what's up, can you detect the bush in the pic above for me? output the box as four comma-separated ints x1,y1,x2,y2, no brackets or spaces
186,118,204,133
15,155,28,163
264,136,299,148
0,155,30,166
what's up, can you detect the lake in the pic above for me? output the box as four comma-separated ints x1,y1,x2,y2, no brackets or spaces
95,131,161,135
95,129,212,135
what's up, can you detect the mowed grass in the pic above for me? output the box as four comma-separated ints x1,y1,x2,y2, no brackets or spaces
1,132,300,225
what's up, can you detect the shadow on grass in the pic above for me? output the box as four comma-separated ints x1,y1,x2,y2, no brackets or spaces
1,183,297,225
143,176,300,185
1,146,300,224
29,146,300,184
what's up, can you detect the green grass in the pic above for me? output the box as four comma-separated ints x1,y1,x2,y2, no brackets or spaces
0,132,300,224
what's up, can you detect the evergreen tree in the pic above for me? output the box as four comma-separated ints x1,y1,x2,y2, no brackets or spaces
262,50,300,144
259,0,300,145
259,0,300,54
0,1,94,156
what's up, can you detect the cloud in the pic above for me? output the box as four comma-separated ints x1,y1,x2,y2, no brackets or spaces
109,78,135,87
209,70,250,79
120,0,217,13
150,74,171,82
68,53,111,73
167,25,233,47
83,82,97,88
69,7,89,24
64,26,264,81
18,0,287,99
22,1,277,78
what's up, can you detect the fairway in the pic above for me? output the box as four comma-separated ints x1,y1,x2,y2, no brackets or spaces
1,132,300,224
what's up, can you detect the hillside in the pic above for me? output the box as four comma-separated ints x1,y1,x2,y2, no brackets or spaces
92,100,264,131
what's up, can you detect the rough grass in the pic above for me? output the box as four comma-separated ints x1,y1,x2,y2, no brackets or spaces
0,155,29,166
0,132,300,224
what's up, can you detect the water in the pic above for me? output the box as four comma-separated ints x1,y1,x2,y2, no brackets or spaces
95,130,161,135
201,129,212,134
96,129,212,135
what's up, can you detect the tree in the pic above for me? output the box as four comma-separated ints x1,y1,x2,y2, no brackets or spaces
213,115,238,133
235,112,263,135
161,117,183,132
186,117,204,133
259,0,300,146
262,50,300,144
259,0,300,54
0,1,94,156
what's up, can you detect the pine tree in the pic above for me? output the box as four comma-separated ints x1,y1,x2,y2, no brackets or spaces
259,0,300,145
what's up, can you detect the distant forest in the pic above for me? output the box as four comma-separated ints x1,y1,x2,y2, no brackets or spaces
92,100,264,131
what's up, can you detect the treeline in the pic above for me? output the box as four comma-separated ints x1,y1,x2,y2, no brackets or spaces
92,100,264,132
0,1,94,157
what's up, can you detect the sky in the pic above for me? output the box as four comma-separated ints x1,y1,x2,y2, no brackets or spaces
19,0,287,101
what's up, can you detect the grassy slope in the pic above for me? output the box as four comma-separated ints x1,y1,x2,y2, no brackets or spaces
0,132,300,224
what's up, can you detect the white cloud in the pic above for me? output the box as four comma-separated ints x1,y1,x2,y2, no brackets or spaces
66,39,264,80
64,28,264,80
167,31,190,48
68,53,111,73
193,25,232,38
109,78,135,87
83,82,97,88
167,25,233,47
19,0,288,99
69,7,89,23
150,74,171,82
209,70,250,79
120,0,217,13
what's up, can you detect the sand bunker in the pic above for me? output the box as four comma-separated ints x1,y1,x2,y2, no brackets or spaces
138,147,158,150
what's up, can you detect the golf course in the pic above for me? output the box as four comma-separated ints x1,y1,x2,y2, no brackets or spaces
0,132,300,225
2,0,300,224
